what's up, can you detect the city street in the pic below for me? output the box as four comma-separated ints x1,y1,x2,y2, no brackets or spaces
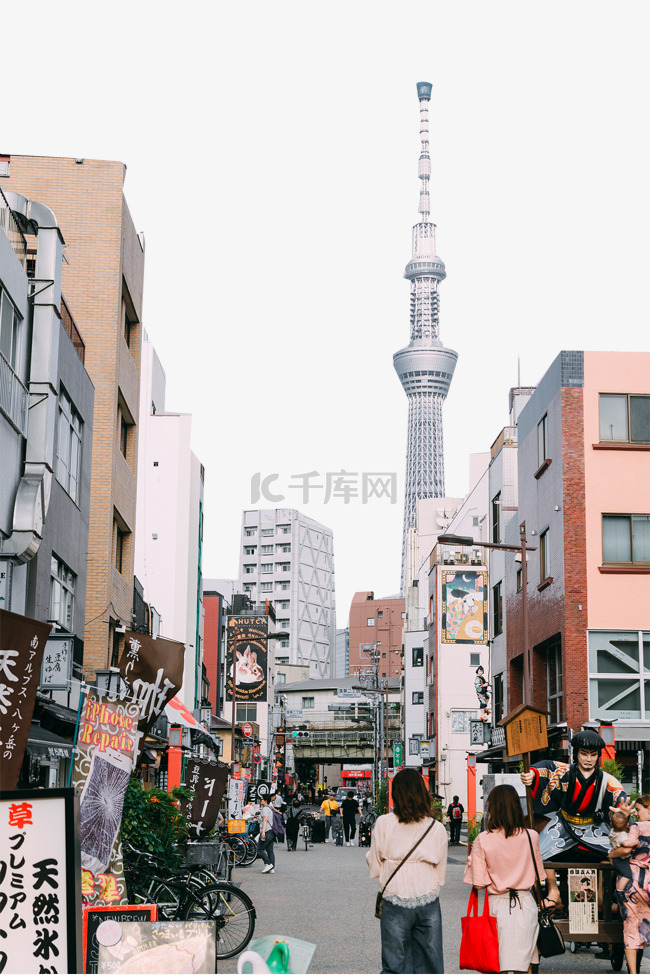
220,836,642,974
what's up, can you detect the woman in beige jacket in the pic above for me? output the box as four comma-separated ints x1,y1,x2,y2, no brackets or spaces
367,769,448,973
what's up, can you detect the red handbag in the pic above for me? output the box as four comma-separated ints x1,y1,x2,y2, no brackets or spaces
459,888,500,973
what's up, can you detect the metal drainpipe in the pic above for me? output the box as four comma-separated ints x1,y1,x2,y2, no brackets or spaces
0,192,64,562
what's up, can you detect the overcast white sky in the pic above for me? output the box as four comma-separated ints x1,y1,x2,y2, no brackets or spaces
5,3,649,621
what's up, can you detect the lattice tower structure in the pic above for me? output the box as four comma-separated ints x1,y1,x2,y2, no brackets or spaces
394,82,458,593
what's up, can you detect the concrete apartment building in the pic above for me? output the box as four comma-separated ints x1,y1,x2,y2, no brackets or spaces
349,591,405,680
0,186,94,785
3,155,145,676
238,508,336,678
134,337,205,711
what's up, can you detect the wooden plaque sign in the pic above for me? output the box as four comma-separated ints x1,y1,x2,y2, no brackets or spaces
501,705,548,757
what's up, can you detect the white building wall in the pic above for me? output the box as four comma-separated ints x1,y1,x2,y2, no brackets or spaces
135,337,205,710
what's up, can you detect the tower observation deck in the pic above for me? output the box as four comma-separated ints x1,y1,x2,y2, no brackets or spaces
394,82,458,592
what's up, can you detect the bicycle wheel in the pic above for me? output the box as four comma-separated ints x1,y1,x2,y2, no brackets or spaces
184,883,256,960
226,835,248,866
147,878,184,920
242,837,258,866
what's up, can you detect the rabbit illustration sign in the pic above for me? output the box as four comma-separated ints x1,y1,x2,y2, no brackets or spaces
226,615,269,702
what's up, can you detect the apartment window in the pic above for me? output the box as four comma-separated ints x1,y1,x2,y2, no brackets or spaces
492,581,503,636
367,618,375,627
470,652,481,667
50,555,75,630
276,673,286,685
546,636,563,722
277,544,291,553
236,704,257,721
0,286,21,370
261,528,273,537
493,674,504,724
55,388,82,503
401,612,406,619
277,600,290,610
600,394,650,444
603,515,650,565
260,583,272,592
302,697,315,709
516,568,522,592
539,528,551,582
280,639,289,648
261,545,273,554
278,563,291,573
278,582,290,591
537,414,549,466
244,546,256,556
276,656,289,665
472,516,479,526
243,565,256,575
245,528,256,536
261,563,273,574
243,584,255,595
588,629,650,722
412,692,424,705
278,524,290,534
278,619,290,629
377,611,383,618
412,647,424,667
491,493,501,544
114,522,128,574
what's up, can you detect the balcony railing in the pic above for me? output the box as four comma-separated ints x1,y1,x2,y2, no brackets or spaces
0,191,27,269
490,426,517,460
0,353,28,435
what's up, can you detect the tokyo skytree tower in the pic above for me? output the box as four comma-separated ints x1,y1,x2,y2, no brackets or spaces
394,82,458,592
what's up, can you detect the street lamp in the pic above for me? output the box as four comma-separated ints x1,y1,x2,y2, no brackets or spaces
438,525,536,707
229,626,290,768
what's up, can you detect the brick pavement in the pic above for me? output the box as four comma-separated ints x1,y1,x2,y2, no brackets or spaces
219,840,641,973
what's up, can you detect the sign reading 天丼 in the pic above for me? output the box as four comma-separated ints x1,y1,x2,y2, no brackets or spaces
441,570,488,644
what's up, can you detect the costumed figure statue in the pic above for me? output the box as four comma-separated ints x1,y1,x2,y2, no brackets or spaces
521,728,632,906
474,666,490,721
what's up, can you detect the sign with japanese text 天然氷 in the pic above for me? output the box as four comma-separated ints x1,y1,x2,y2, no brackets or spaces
226,616,268,703
0,609,52,791
0,788,83,974
72,690,142,908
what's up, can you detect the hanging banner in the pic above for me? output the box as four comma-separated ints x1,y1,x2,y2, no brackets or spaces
181,757,229,839
440,570,488,644
0,788,82,974
118,631,185,750
0,609,52,790
226,615,268,702
165,696,220,752
72,689,142,907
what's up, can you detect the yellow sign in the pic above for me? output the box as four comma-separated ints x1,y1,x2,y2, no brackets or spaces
503,707,548,757
227,819,246,834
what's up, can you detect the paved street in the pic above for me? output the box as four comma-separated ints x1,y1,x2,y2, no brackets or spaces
219,836,645,974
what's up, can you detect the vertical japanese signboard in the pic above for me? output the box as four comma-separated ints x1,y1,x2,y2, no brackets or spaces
39,634,74,690
0,610,52,790
0,788,82,974
440,570,488,644
118,631,185,752
72,690,142,907
181,758,229,839
226,616,268,702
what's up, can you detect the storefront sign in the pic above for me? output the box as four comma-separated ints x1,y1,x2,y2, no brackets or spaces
118,632,185,753
0,788,82,974
40,634,74,690
226,616,268,703
83,905,158,974
0,609,52,790
97,920,215,974
72,690,141,907
181,758,229,839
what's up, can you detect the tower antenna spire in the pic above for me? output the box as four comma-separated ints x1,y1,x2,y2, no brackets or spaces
394,83,459,593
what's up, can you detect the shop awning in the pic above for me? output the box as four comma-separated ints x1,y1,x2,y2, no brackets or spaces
26,723,73,760
164,697,221,752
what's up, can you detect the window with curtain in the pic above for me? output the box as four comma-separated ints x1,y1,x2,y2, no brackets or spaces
603,515,650,564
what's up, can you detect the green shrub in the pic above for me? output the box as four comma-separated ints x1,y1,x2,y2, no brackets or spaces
121,777,194,871
375,779,388,816
602,758,625,783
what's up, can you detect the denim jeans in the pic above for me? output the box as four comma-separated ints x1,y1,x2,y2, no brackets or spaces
323,817,332,839
257,833,275,867
380,896,444,973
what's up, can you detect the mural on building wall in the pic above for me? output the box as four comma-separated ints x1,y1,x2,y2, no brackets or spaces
226,615,268,702
441,570,488,645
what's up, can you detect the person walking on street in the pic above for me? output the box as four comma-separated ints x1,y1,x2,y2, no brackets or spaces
342,790,361,846
447,795,464,845
367,768,448,974
464,783,545,974
285,797,302,851
320,791,339,843
257,795,276,874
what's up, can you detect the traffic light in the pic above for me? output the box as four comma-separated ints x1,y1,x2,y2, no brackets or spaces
291,730,310,740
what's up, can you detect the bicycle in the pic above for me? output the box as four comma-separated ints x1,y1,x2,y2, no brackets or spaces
123,845,256,959
299,813,314,850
